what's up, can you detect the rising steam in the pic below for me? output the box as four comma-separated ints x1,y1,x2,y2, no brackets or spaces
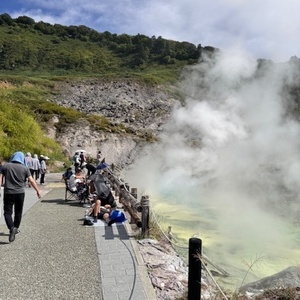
124,51,300,284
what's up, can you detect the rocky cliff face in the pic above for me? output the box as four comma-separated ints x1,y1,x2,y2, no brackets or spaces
49,79,178,169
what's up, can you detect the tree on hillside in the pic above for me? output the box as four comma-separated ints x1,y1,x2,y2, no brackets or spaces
0,13,14,26
15,15,35,26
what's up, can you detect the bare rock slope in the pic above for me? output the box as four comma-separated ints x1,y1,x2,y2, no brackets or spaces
50,79,177,168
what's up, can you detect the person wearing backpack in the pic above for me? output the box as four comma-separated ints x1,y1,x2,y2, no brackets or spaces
88,171,117,223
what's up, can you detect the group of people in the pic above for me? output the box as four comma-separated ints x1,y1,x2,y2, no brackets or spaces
71,150,108,174
0,149,125,244
86,170,119,225
72,151,87,171
62,160,125,226
25,153,50,185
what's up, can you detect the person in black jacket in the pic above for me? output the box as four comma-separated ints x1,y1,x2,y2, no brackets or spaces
88,171,116,222
83,162,97,176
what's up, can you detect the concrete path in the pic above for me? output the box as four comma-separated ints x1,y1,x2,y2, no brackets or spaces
0,174,156,300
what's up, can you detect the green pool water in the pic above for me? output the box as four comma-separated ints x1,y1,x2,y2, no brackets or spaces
151,198,300,290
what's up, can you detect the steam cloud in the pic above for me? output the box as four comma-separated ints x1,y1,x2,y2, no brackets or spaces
124,50,300,282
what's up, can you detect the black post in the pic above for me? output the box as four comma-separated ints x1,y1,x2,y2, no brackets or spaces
141,195,149,238
188,238,202,300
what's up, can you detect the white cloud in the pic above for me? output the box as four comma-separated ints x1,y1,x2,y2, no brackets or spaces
5,0,300,61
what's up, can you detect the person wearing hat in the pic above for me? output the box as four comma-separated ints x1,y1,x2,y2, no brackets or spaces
39,155,49,185
0,151,42,242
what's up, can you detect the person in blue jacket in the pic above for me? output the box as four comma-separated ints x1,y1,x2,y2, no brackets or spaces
0,151,42,243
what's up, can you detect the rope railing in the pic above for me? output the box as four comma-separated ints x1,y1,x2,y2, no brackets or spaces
149,203,230,298
199,255,229,300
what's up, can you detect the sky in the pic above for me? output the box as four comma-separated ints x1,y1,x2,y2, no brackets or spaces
0,0,299,62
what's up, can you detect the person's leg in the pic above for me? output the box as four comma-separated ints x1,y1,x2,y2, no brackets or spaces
106,192,117,208
103,213,110,223
40,173,45,184
93,199,101,222
13,193,25,229
4,193,24,243
3,194,15,230
89,181,95,194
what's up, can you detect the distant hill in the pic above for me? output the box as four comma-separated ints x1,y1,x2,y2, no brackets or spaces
0,13,217,81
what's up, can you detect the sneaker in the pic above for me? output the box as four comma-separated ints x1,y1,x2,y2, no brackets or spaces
16,229,20,234
9,227,18,242
83,219,93,226
93,216,98,223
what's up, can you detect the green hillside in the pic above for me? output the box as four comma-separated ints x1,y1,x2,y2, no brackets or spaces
0,13,217,82
0,13,219,164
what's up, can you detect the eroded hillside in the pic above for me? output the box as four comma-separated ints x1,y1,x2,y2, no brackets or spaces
49,79,178,169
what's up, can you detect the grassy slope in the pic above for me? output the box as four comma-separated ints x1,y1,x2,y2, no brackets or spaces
0,23,190,164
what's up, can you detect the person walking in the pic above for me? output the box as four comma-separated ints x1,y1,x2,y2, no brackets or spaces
25,152,33,174
0,151,42,243
39,155,48,185
25,152,33,187
72,152,81,171
79,151,86,168
31,154,41,180
96,150,102,163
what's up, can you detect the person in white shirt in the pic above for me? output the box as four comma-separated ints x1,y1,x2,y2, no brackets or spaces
67,168,85,191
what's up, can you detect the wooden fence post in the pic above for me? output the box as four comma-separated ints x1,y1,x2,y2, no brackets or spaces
131,188,137,199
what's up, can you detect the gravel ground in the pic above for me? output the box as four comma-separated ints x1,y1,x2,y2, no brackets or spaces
0,175,103,300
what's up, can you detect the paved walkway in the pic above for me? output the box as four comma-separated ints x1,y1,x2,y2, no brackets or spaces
0,174,157,300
